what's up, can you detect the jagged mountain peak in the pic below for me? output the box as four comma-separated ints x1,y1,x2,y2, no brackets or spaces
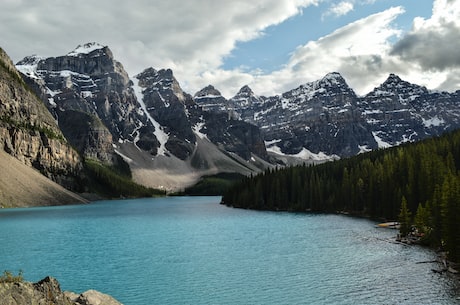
137,67,177,80
386,73,402,82
16,55,45,80
380,73,410,89
16,54,44,66
284,72,355,101
317,72,352,91
136,67,188,103
367,73,428,98
137,68,174,86
321,72,346,83
235,85,254,97
136,67,157,80
194,85,223,98
155,68,174,79
67,42,107,57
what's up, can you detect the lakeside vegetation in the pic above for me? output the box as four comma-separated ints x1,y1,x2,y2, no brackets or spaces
222,129,460,263
177,172,245,196
0,270,23,283
84,158,165,198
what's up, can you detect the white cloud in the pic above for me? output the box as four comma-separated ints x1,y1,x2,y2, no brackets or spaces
0,0,318,96
1,0,459,99
228,6,406,97
214,1,460,97
322,1,354,19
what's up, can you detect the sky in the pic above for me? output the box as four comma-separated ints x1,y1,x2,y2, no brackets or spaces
1,0,459,98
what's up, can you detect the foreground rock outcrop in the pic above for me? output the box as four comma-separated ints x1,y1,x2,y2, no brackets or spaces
0,276,122,305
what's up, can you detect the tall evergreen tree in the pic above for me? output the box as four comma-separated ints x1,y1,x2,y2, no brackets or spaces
398,196,412,237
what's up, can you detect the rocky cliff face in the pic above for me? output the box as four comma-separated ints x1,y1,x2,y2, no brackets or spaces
0,47,82,189
360,73,460,147
133,67,196,160
0,276,122,305
191,84,268,160
224,73,377,158
16,43,152,164
132,67,268,163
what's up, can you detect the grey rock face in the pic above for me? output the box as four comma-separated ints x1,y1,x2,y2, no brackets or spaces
135,68,195,160
0,48,82,189
360,73,460,146
200,110,268,160
17,43,158,163
136,68,268,162
194,85,229,113
228,73,377,157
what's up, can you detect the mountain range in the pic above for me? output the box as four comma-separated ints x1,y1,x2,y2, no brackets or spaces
2,42,460,199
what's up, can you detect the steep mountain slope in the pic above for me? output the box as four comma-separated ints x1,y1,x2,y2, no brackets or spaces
16,43,146,164
360,74,460,147
0,47,86,205
0,150,87,207
0,47,82,190
118,68,269,191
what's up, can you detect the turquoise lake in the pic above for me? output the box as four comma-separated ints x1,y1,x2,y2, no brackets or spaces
0,196,459,304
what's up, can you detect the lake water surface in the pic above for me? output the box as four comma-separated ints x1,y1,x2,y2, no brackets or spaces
0,196,459,304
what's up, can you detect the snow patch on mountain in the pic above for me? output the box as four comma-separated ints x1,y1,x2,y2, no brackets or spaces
192,121,208,140
423,116,445,127
67,42,105,56
293,147,339,161
15,57,43,80
372,131,392,149
265,140,338,162
131,76,169,156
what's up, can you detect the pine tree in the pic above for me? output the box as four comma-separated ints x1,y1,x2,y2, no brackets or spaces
398,196,412,237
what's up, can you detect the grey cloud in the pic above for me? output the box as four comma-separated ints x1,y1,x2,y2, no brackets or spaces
391,22,460,71
436,70,460,92
336,54,409,94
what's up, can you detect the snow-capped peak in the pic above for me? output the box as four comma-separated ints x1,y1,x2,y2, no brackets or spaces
16,54,44,66
235,85,254,97
15,55,44,79
194,85,222,99
367,73,428,99
320,72,347,86
67,42,105,56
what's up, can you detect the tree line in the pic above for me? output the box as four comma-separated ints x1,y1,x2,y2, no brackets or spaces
84,159,166,198
222,129,460,262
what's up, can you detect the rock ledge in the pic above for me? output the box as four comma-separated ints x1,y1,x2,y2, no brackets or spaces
0,276,122,305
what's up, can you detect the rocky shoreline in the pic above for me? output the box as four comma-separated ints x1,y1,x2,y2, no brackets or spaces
0,276,122,305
